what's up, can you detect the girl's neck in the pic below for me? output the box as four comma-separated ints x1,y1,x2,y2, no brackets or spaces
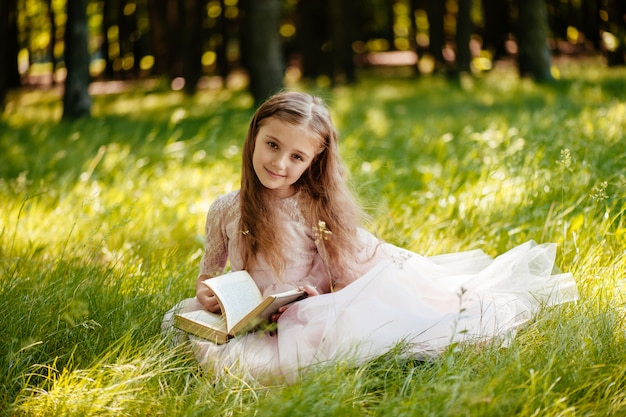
265,186,298,200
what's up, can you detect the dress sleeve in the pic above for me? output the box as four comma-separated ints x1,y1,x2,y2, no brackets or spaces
333,228,389,289
198,195,231,278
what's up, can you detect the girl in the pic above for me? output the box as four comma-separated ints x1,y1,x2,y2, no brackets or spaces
163,91,578,383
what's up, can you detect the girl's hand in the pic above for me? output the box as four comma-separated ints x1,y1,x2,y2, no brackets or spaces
198,290,221,313
271,285,319,322
196,276,221,313
299,284,320,297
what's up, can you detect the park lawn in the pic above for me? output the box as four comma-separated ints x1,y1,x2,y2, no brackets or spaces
1,58,625,416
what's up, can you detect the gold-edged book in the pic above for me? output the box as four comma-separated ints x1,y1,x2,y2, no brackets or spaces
174,270,306,344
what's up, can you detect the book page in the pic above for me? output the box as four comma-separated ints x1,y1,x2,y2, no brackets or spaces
180,309,226,329
255,290,307,320
203,271,263,333
174,310,229,344
230,289,306,335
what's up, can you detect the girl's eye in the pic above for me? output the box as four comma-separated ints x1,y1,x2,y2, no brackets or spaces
292,154,304,161
267,141,278,150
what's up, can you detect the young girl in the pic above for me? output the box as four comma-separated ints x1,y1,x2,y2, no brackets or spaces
163,91,578,382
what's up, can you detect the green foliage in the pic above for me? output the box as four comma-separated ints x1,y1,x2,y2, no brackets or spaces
1,61,625,416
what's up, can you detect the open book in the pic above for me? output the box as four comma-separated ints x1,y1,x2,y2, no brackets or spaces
174,270,306,344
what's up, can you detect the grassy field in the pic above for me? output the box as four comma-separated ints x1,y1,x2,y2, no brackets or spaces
1,58,625,416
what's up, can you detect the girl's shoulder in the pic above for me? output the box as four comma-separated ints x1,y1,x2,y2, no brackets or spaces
208,190,240,215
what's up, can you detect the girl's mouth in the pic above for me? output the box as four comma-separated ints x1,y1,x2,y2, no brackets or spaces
266,168,284,178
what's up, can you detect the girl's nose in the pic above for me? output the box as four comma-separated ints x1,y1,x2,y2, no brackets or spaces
272,154,287,169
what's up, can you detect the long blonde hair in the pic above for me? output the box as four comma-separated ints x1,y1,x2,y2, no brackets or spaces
239,91,366,282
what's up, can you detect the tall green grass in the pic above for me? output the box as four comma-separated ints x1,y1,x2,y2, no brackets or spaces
1,58,625,416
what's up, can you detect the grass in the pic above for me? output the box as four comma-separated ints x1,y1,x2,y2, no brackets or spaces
1,57,625,416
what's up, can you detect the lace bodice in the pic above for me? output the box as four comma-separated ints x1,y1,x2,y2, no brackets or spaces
198,190,385,296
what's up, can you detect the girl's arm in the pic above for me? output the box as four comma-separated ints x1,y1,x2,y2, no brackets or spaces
196,274,221,313
333,228,388,289
195,194,233,312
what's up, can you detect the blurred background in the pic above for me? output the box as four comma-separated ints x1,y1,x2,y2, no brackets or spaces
1,0,625,116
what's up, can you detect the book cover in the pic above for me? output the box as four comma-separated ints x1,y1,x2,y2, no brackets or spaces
174,270,306,343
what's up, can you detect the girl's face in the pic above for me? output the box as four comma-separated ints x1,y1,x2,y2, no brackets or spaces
252,117,321,198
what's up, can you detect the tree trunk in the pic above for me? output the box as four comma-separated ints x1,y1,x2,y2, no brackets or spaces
100,0,114,79
0,0,8,111
581,0,600,50
0,0,20,110
241,0,284,105
605,0,626,66
427,0,446,72
296,0,330,80
517,0,554,81
482,0,510,59
116,0,140,78
46,0,58,84
410,0,429,76
5,0,20,89
455,0,472,73
155,0,185,79
385,0,396,47
147,0,170,76
182,0,204,94
329,0,356,84
214,0,230,79
63,0,92,120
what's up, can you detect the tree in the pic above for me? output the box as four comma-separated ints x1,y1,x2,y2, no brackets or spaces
214,0,231,80
0,0,10,111
329,0,357,84
100,0,115,79
0,0,20,111
517,0,554,81
46,0,59,84
146,0,186,79
482,0,510,59
182,0,204,94
296,0,331,80
62,0,92,120
582,0,601,50
241,0,284,105
427,0,446,72
117,0,139,78
604,0,626,66
146,0,170,76
455,0,472,73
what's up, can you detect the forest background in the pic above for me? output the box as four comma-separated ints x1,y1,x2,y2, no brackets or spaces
1,0,626,416
1,0,626,115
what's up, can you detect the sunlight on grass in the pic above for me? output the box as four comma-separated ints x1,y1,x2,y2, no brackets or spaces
1,60,625,416
0,149,240,273
15,338,198,416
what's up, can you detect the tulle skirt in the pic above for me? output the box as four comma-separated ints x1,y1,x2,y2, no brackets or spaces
162,240,578,383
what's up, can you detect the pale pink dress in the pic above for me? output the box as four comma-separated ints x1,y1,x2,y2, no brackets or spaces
162,190,578,383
